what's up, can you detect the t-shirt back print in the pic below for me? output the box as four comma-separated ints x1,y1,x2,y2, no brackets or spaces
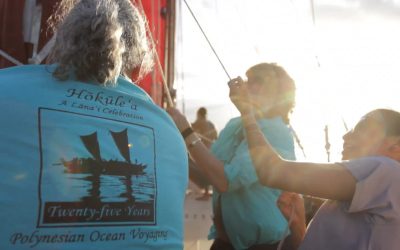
38,108,156,227
1,66,188,249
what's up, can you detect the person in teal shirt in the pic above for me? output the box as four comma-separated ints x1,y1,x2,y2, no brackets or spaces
168,63,297,249
0,1,188,249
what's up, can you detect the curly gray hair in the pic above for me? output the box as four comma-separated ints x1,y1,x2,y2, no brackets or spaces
48,0,153,85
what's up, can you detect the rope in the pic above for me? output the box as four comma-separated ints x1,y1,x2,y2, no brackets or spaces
28,35,55,64
137,0,174,107
289,125,307,159
310,0,316,26
182,0,231,80
324,125,330,162
0,50,23,66
342,117,349,131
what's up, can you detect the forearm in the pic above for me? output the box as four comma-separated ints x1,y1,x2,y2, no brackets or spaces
241,113,285,186
229,78,355,201
288,220,306,249
241,112,356,201
185,133,229,193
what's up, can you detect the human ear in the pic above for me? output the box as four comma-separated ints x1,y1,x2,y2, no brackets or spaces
386,137,400,161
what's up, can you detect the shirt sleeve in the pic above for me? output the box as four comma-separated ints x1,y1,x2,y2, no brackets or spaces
224,142,295,192
223,142,258,192
339,157,400,219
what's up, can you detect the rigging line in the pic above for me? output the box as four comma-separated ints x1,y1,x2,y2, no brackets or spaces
288,0,320,68
308,0,321,68
289,125,307,159
233,0,260,60
285,0,310,159
277,0,314,160
309,1,349,159
310,0,316,26
137,0,174,107
0,49,23,66
176,0,186,115
324,125,331,162
290,0,335,162
341,117,349,132
182,0,232,80
308,1,336,161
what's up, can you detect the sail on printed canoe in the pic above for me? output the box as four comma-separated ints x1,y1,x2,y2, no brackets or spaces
62,129,146,176
110,128,131,163
80,132,101,161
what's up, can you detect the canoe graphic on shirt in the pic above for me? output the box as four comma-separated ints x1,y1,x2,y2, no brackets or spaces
61,129,146,176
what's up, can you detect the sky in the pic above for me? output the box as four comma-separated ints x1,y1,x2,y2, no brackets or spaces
174,0,400,162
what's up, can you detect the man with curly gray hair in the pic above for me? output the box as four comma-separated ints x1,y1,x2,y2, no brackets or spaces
0,1,188,249
48,0,153,83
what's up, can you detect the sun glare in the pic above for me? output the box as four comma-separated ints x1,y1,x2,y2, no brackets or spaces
176,0,400,162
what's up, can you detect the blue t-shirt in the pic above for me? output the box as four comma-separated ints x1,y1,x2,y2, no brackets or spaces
0,65,188,249
209,116,296,249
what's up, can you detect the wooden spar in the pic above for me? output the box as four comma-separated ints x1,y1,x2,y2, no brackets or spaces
137,0,174,107
165,0,177,108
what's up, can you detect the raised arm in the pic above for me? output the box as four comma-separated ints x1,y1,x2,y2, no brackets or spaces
228,78,356,201
167,108,229,193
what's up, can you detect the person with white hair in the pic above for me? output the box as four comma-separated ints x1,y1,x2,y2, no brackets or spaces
0,1,188,249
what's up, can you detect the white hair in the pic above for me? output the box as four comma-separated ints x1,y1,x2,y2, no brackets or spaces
48,0,153,85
